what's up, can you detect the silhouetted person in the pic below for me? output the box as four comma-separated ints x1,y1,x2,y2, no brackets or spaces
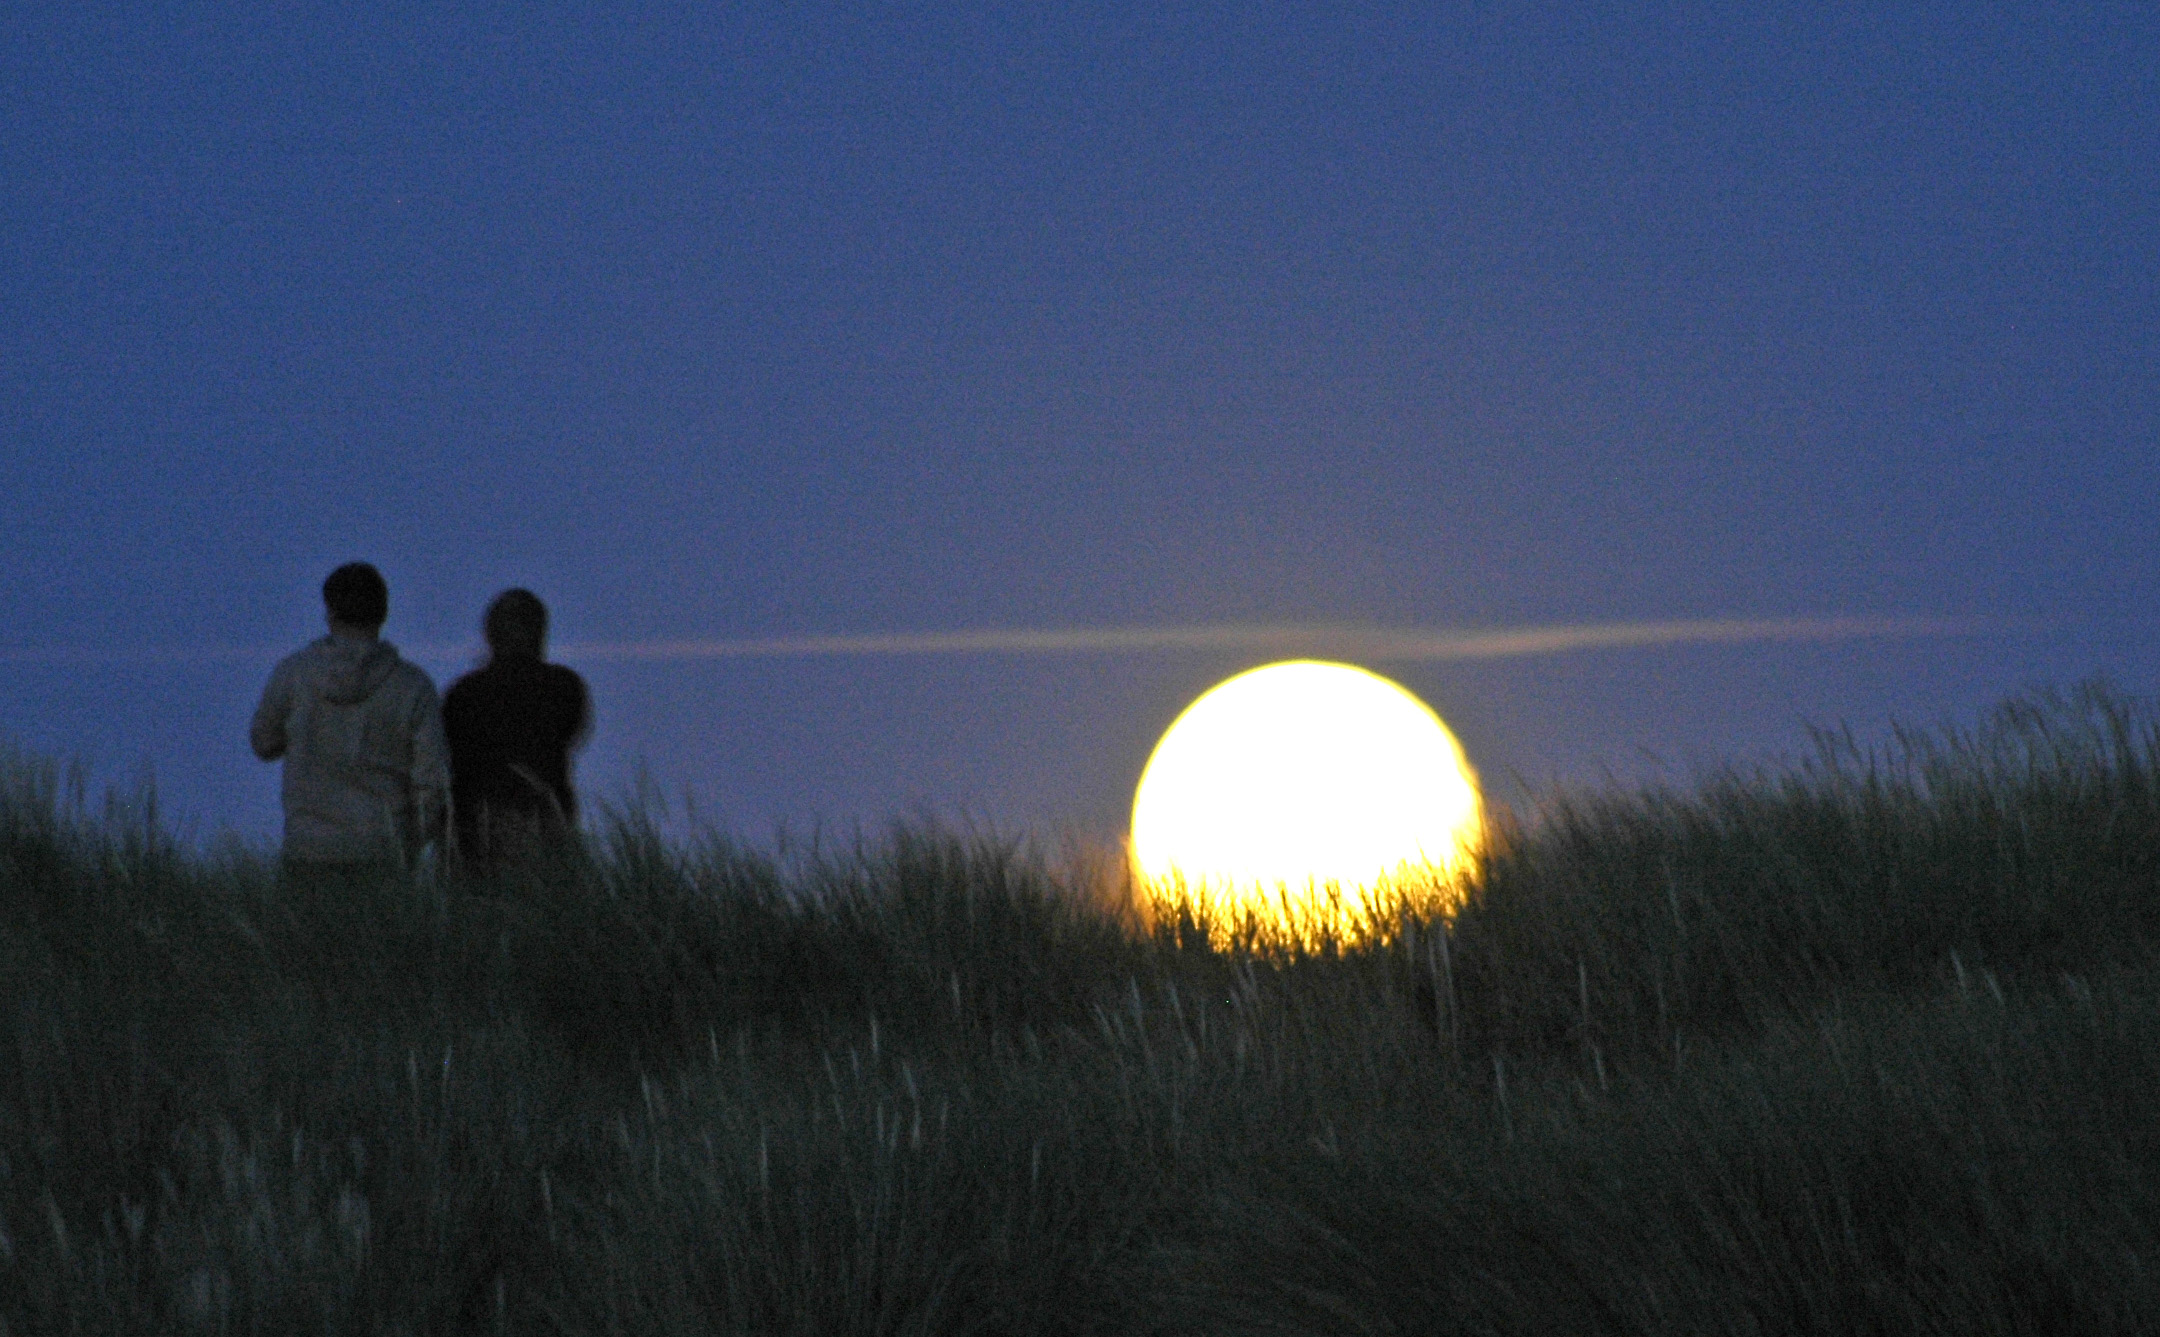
442,589,590,875
251,562,448,872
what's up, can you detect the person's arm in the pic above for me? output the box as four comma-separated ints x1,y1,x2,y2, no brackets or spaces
249,661,292,761
567,672,593,755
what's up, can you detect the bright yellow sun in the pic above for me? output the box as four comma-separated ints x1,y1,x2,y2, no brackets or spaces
1130,660,1483,940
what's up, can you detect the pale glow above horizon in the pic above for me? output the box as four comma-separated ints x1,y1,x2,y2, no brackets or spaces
1130,661,1483,935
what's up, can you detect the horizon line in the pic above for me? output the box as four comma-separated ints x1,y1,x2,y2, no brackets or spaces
0,614,2009,669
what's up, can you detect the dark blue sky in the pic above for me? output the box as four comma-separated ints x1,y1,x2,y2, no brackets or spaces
3,3,2154,845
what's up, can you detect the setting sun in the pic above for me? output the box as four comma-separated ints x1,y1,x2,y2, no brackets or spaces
1130,661,1483,938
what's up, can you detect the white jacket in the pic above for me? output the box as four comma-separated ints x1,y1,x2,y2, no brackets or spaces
250,632,449,865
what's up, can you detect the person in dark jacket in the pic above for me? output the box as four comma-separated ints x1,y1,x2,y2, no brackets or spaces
442,589,590,875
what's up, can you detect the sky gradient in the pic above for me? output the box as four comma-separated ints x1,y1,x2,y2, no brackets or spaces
3,4,2154,846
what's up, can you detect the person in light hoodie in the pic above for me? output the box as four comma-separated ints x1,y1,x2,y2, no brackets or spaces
250,562,449,873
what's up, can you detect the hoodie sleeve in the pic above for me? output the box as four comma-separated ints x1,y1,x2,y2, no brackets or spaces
409,675,450,845
250,659,294,761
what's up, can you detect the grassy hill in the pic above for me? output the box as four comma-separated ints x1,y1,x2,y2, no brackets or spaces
4,684,2159,1334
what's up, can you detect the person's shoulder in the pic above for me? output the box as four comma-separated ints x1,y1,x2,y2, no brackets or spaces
257,640,311,704
269,637,332,679
544,662,589,706
443,664,487,701
383,652,441,699
285,635,337,664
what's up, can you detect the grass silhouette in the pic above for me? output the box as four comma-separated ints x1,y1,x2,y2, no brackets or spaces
4,684,2159,1333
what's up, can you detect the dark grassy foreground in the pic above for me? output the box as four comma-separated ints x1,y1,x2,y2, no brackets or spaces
7,686,2160,1335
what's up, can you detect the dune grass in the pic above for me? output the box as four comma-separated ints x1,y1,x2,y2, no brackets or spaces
4,683,2160,1334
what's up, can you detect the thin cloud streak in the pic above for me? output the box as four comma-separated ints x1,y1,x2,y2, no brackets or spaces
0,644,278,668
0,615,2006,670
562,615,2003,664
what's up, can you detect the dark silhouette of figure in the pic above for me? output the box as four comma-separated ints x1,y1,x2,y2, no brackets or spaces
442,589,590,874
251,562,448,873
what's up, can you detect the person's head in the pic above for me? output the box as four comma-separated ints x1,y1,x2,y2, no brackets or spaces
322,562,388,632
484,588,548,660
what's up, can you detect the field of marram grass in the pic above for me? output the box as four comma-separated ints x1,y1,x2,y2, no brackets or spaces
6,684,2160,1334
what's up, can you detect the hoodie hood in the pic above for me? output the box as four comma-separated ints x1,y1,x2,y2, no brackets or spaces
313,635,404,705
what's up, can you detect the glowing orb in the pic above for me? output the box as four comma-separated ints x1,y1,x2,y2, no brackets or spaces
1130,661,1482,937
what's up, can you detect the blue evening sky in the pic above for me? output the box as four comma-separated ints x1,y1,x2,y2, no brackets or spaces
2,3,2154,845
